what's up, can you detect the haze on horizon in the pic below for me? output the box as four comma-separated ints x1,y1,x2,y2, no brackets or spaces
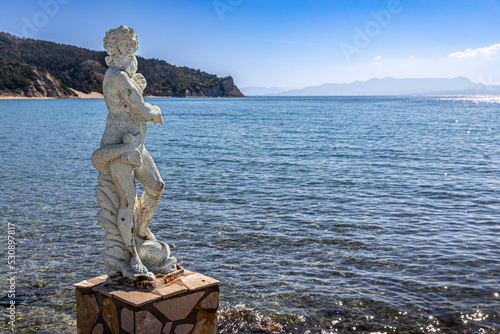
1,0,500,89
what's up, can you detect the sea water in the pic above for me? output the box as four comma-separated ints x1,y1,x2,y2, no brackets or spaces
0,96,498,333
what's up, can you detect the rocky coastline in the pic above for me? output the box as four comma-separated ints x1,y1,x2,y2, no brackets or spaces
0,32,244,99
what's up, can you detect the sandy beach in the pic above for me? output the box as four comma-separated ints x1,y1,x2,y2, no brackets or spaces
0,95,57,100
69,89,104,99
0,91,181,100
0,89,104,100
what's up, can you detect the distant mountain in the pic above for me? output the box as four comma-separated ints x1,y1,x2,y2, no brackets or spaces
0,32,244,98
240,86,294,96
271,77,500,96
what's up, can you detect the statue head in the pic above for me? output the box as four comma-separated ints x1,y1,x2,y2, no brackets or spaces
103,25,139,77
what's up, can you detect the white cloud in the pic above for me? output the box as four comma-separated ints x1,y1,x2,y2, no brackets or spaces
374,55,382,60
449,44,500,59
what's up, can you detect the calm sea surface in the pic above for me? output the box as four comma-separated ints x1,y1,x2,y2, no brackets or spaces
0,96,499,333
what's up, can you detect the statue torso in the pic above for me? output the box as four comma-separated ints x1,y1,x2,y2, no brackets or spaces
101,66,147,148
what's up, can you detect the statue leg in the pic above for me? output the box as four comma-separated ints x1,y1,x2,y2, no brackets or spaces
109,160,148,275
135,149,164,240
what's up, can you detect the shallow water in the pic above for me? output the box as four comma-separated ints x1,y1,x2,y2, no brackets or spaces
0,96,499,333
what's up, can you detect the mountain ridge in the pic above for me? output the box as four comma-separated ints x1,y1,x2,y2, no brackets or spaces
0,32,244,98
265,77,500,96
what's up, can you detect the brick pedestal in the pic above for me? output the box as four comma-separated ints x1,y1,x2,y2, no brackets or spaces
74,271,219,334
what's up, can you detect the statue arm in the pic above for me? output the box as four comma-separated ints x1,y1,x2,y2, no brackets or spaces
118,72,163,124
92,134,143,173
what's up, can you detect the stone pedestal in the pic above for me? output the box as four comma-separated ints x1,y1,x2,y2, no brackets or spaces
74,270,219,334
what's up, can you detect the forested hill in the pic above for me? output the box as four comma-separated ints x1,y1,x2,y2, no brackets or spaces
0,32,244,98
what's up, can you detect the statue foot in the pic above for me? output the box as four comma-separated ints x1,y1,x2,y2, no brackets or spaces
128,254,156,281
130,253,148,274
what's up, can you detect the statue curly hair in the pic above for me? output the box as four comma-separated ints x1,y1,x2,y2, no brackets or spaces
103,25,139,67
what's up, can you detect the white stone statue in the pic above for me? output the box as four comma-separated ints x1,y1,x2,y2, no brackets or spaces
92,25,176,283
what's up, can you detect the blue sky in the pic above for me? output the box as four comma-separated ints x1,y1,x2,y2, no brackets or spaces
1,0,500,88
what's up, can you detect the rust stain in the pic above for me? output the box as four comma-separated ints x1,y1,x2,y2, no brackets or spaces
133,265,184,290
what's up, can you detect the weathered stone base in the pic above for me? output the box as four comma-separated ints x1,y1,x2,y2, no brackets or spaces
74,270,219,334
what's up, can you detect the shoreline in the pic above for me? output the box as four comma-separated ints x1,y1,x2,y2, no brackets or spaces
0,89,104,100
70,89,104,99
0,95,58,100
0,95,171,100
0,91,244,100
